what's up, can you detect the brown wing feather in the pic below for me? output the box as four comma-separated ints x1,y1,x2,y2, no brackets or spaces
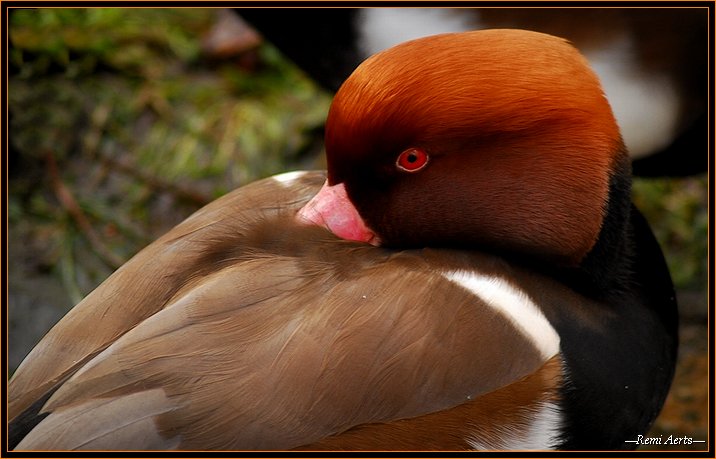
16,389,183,450
294,357,563,451
8,171,326,420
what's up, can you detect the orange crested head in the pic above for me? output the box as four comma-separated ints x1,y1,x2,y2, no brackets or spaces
321,29,627,266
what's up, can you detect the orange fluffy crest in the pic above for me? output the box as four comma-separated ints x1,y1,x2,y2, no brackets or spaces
325,29,626,265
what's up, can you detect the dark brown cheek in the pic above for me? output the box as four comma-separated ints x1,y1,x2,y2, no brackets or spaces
363,181,449,248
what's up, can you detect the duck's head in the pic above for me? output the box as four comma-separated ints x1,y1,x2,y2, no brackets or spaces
298,29,627,267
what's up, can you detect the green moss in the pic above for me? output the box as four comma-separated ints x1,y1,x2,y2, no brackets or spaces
633,176,708,291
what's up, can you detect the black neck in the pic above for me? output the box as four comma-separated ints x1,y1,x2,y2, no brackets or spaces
569,149,634,298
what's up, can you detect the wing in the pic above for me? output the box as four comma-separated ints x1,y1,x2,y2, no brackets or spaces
10,171,563,450
8,171,325,423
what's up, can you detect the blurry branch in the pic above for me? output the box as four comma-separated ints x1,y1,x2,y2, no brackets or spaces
46,150,125,270
97,151,212,206
83,103,212,207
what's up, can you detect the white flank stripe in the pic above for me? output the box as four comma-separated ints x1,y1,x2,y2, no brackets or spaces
467,401,563,450
271,170,309,188
442,270,560,360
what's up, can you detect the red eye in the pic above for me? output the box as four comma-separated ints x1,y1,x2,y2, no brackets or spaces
396,148,429,172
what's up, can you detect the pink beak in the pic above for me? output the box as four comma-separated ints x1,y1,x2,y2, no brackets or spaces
296,180,380,245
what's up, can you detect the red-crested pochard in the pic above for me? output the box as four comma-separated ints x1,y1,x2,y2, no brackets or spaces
9,29,677,451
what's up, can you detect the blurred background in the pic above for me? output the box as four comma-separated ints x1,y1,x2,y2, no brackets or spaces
7,8,709,450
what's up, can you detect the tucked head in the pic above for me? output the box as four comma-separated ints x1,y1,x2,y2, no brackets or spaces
298,29,626,266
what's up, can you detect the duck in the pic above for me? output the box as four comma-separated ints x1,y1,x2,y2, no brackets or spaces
236,7,707,176
8,29,678,451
